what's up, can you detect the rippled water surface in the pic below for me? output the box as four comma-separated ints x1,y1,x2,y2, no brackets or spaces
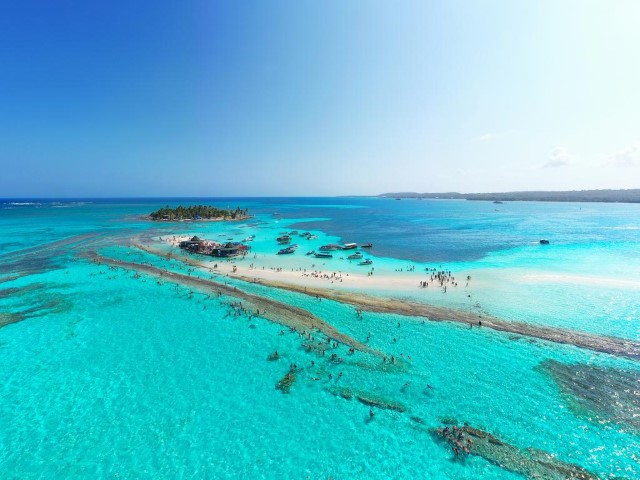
1,198,639,479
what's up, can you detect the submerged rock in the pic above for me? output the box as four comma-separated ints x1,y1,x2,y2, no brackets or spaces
329,387,354,400
541,359,640,435
326,386,406,412
356,393,406,412
432,423,601,480
267,351,280,361
0,312,26,329
439,416,458,425
0,282,46,299
0,296,71,329
275,371,296,394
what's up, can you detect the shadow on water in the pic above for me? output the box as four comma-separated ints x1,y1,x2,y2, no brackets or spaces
541,359,640,435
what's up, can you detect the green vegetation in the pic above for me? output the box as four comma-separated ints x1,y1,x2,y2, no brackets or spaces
149,205,249,221
380,189,640,203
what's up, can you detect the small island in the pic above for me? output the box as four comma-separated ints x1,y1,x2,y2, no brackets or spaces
149,205,250,221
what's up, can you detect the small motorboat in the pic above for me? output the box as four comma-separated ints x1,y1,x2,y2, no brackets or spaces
278,244,298,255
347,252,363,260
359,259,373,265
361,243,373,248
319,244,341,251
315,252,333,259
306,250,316,256
539,239,550,245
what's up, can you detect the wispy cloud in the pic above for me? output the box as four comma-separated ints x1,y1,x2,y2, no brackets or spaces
474,131,509,142
538,147,574,169
606,143,640,167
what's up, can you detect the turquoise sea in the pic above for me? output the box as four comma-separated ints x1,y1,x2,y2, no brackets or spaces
1,197,639,479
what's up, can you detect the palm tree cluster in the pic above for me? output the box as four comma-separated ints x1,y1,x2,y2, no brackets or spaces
149,205,249,221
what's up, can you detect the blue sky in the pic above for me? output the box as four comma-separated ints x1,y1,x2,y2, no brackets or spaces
1,1,639,197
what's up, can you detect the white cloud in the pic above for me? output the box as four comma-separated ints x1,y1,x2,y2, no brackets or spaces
474,131,509,142
606,143,640,167
538,147,575,169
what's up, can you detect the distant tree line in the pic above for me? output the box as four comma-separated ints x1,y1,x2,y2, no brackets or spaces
379,189,640,203
149,205,249,220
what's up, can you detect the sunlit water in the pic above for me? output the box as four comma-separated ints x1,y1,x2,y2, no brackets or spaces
1,198,639,479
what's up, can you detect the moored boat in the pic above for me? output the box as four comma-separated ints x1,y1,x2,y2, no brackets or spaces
342,243,357,250
361,243,373,248
314,252,333,258
347,252,363,260
278,244,298,255
359,259,373,265
319,244,341,251
277,235,291,244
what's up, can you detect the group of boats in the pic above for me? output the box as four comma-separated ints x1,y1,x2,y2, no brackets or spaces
304,249,372,265
277,231,319,245
318,242,372,251
274,232,374,264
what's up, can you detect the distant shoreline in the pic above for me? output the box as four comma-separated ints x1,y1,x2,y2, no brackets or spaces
379,188,640,203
